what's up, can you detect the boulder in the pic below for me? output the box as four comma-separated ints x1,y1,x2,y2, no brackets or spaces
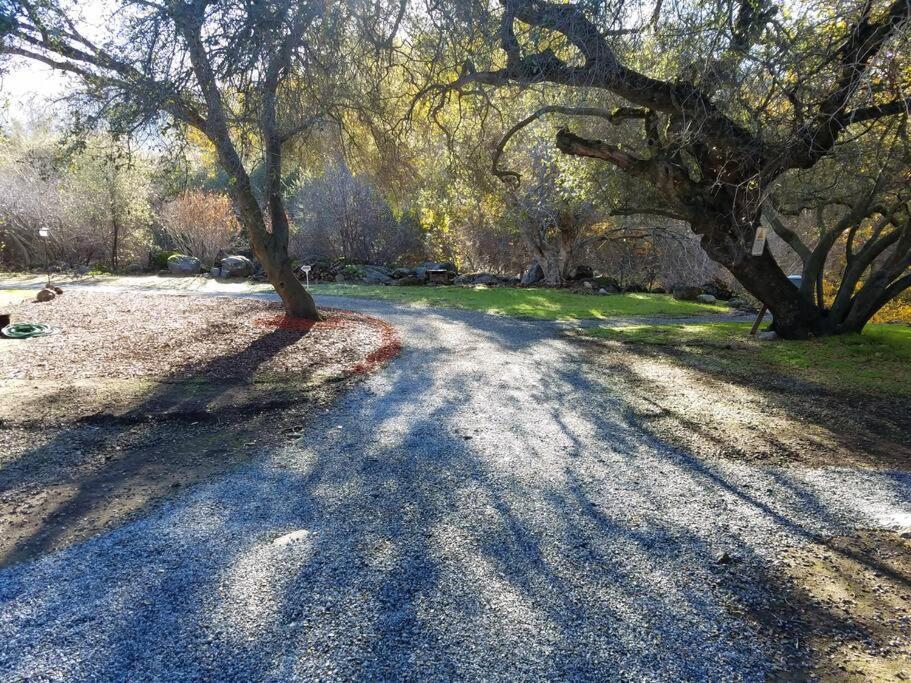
696,293,717,304
125,262,144,274
727,296,759,312
701,278,734,301
36,287,57,302
568,264,594,281
454,272,500,286
672,284,702,301
220,255,254,278
520,262,544,286
391,267,416,279
358,265,394,285
757,330,778,341
583,281,594,290
391,275,423,286
166,254,202,276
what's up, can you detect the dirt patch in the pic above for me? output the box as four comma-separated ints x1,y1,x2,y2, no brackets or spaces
725,530,911,680
0,291,399,568
575,336,911,469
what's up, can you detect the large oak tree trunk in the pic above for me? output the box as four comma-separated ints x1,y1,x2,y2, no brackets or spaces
692,214,829,339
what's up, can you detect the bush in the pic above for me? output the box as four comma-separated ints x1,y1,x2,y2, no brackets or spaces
288,166,426,265
150,249,179,270
159,191,240,265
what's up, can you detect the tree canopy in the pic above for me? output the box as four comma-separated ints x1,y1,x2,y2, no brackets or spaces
1,0,909,332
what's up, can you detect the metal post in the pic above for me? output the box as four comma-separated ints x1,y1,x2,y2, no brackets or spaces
38,227,50,286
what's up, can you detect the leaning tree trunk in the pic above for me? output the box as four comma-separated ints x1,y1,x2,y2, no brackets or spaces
693,215,828,339
231,187,318,320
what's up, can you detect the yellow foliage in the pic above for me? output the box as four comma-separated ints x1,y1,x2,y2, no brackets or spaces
821,279,911,324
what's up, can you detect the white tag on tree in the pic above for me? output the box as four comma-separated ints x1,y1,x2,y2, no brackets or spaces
751,225,768,256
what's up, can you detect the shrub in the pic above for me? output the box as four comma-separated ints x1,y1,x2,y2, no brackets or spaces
159,191,240,265
150,249,179,270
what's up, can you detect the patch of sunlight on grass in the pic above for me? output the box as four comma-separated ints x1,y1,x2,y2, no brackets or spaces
585,321,911,395
309,284,728,320
0,289,34,307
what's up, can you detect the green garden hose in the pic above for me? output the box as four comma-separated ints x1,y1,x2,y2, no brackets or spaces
1,322,59,339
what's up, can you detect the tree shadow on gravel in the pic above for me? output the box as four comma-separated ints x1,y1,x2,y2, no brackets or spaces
572,335,911,469
0,326,323,568
1,307,909,680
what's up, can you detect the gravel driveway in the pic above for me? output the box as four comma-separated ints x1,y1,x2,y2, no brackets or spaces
1,291,909,681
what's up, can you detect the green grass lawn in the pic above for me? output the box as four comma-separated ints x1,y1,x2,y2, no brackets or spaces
584,321,911,395
311,283,729,319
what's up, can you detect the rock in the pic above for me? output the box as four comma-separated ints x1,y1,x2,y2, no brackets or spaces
568,265,594,281
219,255,254,278
757,330,778,341
391,275,423,286
392,267,416,279
696,293,717,304
701,278,734,301
714,551,739,565
272,529,310,547
583,281,593,290
454,272,499,286
335,273,346,283
210,266,222,277
598,288,609,295
36,288,56,302
672,284,702,301
520,262,544,286
358,265,394,285
125,262,144,274
166,254,202,276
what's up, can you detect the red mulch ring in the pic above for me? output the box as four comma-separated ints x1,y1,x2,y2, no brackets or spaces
254,307,401,375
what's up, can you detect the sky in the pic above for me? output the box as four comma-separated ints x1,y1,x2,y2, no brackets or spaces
1,0,110,127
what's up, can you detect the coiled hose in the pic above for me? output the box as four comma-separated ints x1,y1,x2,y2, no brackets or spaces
1,323,59,339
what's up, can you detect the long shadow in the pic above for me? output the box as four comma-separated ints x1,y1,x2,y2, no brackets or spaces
0,324,312,567
1,303,909,679
576,334,911,469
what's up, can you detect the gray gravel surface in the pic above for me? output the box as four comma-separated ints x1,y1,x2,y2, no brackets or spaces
1,291,910,681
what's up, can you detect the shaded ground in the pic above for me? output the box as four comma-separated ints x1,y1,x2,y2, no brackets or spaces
1,291,909,681
575,330,911,469
584,321,911,396
727,529,911,680
0,292,395,568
